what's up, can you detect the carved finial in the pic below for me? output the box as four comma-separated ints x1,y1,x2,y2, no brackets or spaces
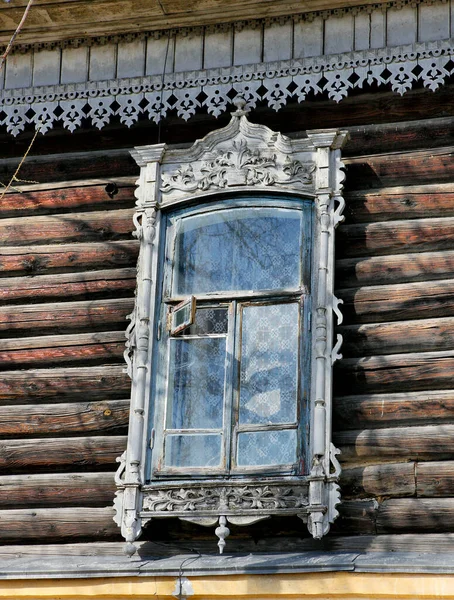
124,541,137,557
215,516,230,554
232,96,249,117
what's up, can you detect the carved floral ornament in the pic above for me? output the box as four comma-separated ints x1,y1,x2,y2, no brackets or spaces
114,102,348,556
0,40,453,135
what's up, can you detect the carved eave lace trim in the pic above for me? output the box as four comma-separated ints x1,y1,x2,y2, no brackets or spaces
1,39,453,136
0,0,444,55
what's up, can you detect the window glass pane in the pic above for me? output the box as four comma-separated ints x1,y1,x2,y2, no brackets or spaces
187,307,228,335
237,430,297,466
172,208,302,295
239,303,299,425
167,337,226,429
165,434,222,468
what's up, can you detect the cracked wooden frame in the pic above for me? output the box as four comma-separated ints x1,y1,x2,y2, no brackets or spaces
114,104,348,556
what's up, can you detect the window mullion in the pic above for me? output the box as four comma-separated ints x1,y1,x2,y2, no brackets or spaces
224,300,237,473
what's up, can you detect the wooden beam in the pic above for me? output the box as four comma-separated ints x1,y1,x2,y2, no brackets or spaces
376,498,454,533
417,462,454,498
334,390,454,430
0,241,139,276
341,462,415,499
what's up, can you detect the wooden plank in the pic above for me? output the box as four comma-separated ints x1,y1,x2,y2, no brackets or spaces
339,279,454,324
89,44,117,81
341,462,415,499
0,149,138,184
203,29,233,69
337,217,454,258
339,317,454,357
0,507,119,542
60,46,89,84
0,365,130,403
263,21,293,62
0,297,134,336
336,250,454,288
334,425,454,461
0,399,129,437
0,240,139,276
4,53,32,89
116,38,146,79
377,498,454,533
334,390,454,430
1,268,136,304
344,184,454,223
417,461,454,498
32,49,61,86
324,13,354,54
0,208,134,247
293,17,323,58
0,331,126,369
344,147,454,190
0,435,126,472
0,181,135,218
0,472,116,508
386,5,417,46
336,350,454,394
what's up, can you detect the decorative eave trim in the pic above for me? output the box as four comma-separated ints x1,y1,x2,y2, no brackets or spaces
1,39,453,136
0,0,445,55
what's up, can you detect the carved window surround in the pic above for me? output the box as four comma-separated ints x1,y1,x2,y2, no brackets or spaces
114,102,348,556
0,39,452,136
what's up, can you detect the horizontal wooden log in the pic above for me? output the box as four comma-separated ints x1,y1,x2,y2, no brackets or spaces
336,250,454,288
0,178,136,218
334,390,454,430
0,331,126,369
341,463,415,500
0,507,120,543
0,472,116,508
1,268,136,304
417,462,454,498
344,146,454,190
0,366,130,403
376,498,454,533
0,399,129,437
335,350,454,394
344,183,454,223
335,425,454,461
0,148,138,184
332,500,377,535
0,208,134,247
339,279,454,324
339,317,454,357
337,217,454,258
0,240,139,277
0,297,134,336
0,435,126,473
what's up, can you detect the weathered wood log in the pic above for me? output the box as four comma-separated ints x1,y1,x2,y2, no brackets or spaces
1,268,136,304
0,178,136,218
339,279,454,324
0,241,139,277
332,500,377,535
335,425,454,461
0,399,129,437
376,498,454,533
0,508,120,542
337,217,454,258
0,148,138,184
0,435,126,473
334,390,454,430
339,317,454,357
344,183,454,223
336,250,454,288
344,146,454,190
417,462,454,498
341,463,415,499
0,472,116,508
0,366,130,403
0,209,134,247
335,350,454,394
0,298,134,336
0,332,126,369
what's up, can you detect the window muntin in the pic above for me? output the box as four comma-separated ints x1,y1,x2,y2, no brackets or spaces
151,197,311,479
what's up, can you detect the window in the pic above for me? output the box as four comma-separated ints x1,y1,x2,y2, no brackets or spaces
152,197,311,477
115,106,348,556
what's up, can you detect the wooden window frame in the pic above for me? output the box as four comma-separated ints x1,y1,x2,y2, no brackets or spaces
114,104,348,556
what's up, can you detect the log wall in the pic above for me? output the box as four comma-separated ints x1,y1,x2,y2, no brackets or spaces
0,97,453,553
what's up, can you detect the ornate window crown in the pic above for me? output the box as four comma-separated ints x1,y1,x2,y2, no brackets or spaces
114,100,348,556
